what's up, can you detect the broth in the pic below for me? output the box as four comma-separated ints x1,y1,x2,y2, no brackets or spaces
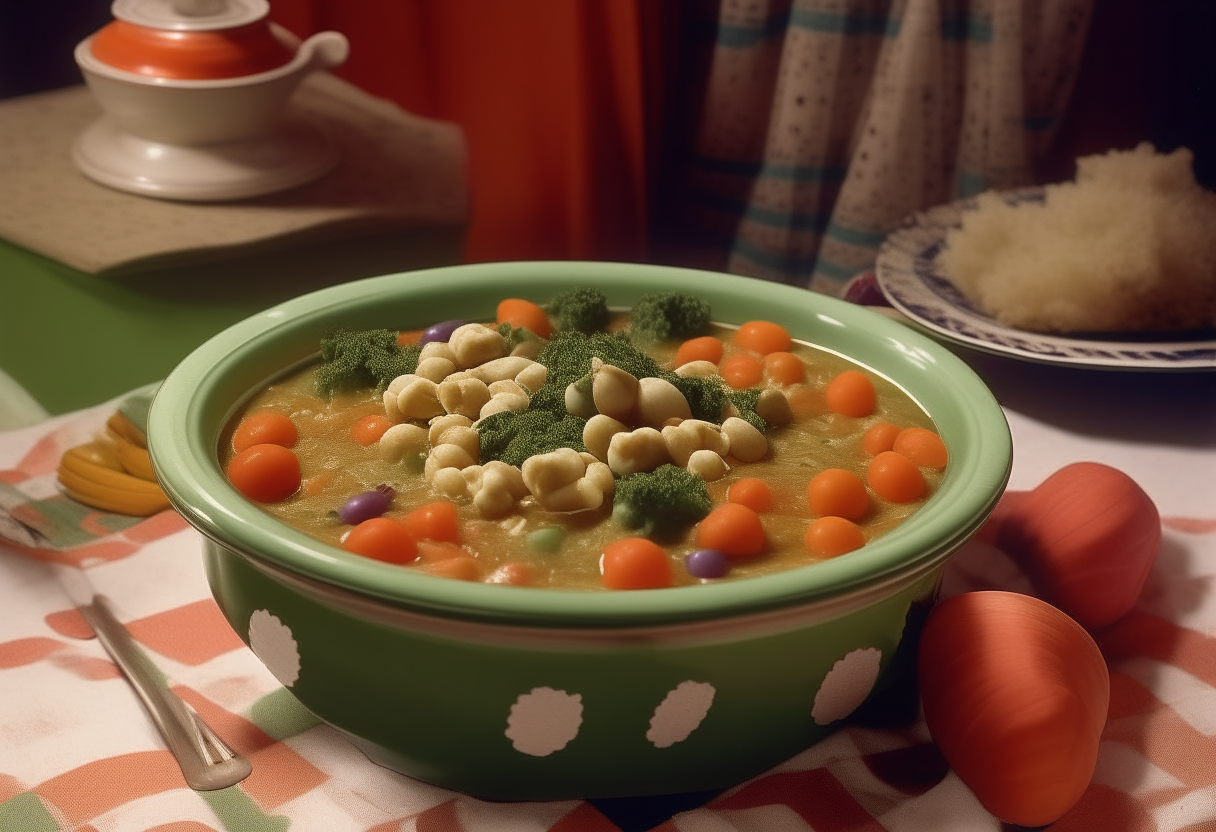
220,308,944,590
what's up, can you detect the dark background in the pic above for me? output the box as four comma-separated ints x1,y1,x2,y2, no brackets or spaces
3,0,1213,232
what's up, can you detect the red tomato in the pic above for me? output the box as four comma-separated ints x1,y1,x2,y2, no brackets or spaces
226,443,300,502
996,462,1160,630
919,591,1110,827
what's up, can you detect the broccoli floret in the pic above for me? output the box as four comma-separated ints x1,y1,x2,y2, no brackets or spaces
476,330,612,464
478,328,744,467
664,372,730,424
727,387,768,433
536,330,663,388
314,329,420,398
538,329,732,424
496,321,542,353
628,292,712,342
478,330,664,466
547,287,610,333
477,408,587,467
612,464,712,541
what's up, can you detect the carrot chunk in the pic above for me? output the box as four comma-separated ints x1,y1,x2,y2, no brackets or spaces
695,503,765,558
351,414,392,447
402,501,461,543
727,478,774,513
867,451,925,502
232,412,297,453
675,335,724,367
601,538,674,589
807,468,869,519
226,444,300,502
734,320,792,354
763,352,806,384
497,298,553,338
893,427,948,469
804,516,866,556
343,517,417,564
862,422,901,455
720,353,764,389
825,370,876,417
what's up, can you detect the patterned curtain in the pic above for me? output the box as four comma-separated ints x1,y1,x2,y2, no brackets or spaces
678,0,1093,294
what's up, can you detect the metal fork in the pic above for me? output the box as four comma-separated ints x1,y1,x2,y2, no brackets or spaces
4,504,251,790
55,566,253,791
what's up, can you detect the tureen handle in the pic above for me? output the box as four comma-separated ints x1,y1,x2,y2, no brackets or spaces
297,30,350,73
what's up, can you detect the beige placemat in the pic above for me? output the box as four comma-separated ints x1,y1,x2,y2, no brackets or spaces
0,73,468,275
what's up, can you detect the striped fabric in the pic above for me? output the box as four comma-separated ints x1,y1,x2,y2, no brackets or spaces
679,0,1092,293
1,393,1212,831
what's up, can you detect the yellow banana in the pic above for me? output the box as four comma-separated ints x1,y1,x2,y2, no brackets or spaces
114,435,158,482
56,406,169,516
68,439,125,472
58,447,170,516
57,460,162,498
60,450,164,496
107,411,147,449
60,483,169,516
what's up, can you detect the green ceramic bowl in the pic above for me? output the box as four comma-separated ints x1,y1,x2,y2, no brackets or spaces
147,261,1011,800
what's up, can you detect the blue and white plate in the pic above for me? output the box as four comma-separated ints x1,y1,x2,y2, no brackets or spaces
875,188,1216,372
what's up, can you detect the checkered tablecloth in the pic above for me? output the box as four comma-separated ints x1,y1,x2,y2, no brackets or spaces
1,383,1213,832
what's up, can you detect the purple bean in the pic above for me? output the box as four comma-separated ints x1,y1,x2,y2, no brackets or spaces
419,320,466,345
339,489,392,525
685,548,729,579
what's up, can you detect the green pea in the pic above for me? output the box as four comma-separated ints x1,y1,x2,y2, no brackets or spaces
527,526,566,554
400,451,427,475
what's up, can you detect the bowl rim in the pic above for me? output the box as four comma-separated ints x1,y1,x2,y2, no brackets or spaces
148,261,1012,628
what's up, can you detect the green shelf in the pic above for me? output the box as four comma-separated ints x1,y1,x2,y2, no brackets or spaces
0,228,462,415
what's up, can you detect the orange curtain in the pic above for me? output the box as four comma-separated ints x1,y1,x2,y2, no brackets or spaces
269,0,656,264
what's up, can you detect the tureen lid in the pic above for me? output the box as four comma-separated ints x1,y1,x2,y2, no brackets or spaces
111,0,271,31
87,0,295,79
